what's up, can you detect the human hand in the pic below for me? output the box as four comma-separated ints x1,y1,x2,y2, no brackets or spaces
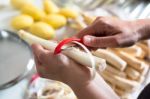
76,16,141,48
31,44,119,99
31,44,92,87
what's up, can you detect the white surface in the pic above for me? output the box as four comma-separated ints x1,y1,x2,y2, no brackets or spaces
0,79,28,99
0,0,9,6
0,1,30,99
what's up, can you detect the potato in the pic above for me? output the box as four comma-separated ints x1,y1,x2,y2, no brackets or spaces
29,22,55,39
43,0,59,14
43,14,67,29
59,8,79,19
11,14,34,30
21,4,46,21
10,0,31,9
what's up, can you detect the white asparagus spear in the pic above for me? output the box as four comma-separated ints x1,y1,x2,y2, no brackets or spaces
114,88,129,97
116,45,146,59
136,75,145,83
74,18,87,30
81,13,95,25
108,48,146,71
118,51,147,71
139,63,149,76
136,43,150,58
101,70,140,92
18,30,106,69
125,66,140,80
92,49,127,71
136,75,145,84
105,64,126,78
102,70,126,78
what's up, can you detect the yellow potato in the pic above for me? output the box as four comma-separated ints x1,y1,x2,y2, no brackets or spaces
43,14,67,29
29,22,55,39
10,0,31,9
59,8,79,19
43,0,59,14
11,14,34,30
21,4,46,21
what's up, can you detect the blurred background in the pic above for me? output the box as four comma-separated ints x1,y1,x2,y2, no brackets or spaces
0,0,150,99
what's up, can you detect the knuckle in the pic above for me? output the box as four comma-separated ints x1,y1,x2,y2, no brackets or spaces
96,16,103,20
95,17,100,21
90,37,99,47
97,16,104,22
93,16,103,24
115,34,134,47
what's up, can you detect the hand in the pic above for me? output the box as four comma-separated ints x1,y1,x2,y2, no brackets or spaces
76,16,140,48
31,44,92,87
31,44,119,99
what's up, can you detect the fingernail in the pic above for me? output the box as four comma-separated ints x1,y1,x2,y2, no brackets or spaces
84,36,91,44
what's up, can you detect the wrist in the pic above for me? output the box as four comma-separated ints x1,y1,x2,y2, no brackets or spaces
70,80,107,99
68,74,119,99
68,80,93,91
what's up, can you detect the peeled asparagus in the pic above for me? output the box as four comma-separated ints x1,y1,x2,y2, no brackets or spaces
81,13,95,25
18,30,106,69
108,48,146,71
105,64,126,78
92,49,127,71
101,71,140,92
114,88,127,97
139,64,149,76
136,43,150,57
136,75,145,83
74,18,87,30
116,45,146,59
125,67,140,80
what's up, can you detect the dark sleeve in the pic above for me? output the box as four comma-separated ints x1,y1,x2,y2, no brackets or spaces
138,83,150,99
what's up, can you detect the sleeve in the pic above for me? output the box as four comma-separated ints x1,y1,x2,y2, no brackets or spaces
138,83,150,99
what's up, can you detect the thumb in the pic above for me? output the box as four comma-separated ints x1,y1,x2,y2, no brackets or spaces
83,35,118,48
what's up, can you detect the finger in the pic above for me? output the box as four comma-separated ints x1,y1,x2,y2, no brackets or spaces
75,25,95,38
31,44,50,64
75,16,102,38
31,44,42,66
83,35,119,48
33,52,42,67
31,44,49,55
92,16,102,24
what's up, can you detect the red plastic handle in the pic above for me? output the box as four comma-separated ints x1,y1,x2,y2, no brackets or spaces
54,38,82,55
30,73,39,83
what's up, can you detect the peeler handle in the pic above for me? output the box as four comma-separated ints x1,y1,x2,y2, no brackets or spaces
54,38,83,55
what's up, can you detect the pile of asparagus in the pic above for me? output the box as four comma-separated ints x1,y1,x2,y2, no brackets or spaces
93,43,150,98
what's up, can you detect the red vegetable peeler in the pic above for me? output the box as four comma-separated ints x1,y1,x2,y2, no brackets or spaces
54,38,83,55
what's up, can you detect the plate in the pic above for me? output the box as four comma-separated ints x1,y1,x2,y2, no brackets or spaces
0,30,34,89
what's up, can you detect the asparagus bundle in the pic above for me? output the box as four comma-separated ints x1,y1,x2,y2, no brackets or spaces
94,47,149,98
